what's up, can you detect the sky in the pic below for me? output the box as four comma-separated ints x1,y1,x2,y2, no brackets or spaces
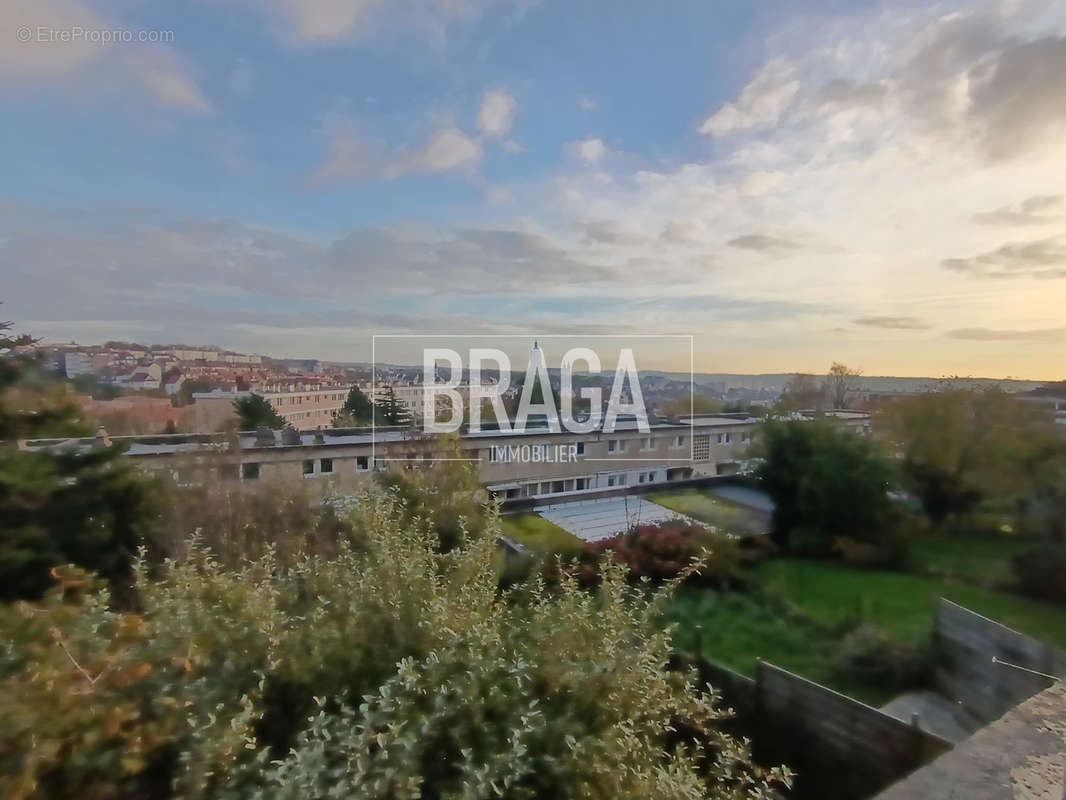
2,0,1066,379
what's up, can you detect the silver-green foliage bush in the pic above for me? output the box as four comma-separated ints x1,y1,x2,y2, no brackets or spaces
1,489,788,799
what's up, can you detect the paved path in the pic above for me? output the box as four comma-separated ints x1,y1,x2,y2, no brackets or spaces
880,690,983,744
537,496,697,542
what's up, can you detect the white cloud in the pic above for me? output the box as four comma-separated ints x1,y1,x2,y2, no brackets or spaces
567,137,608,165
312,117,481,183
547,1,1066,377
700,59,798,136
477,89,518,137
268,0,383,43
243,0,531,47
0,0,210,113
388,126,481,177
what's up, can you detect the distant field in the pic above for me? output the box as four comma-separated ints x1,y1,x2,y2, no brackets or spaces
498,513,583,558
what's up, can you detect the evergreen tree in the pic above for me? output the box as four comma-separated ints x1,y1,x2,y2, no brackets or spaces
373,386,412,426
336,385,374,425
233,393,285,430
0,317,160,602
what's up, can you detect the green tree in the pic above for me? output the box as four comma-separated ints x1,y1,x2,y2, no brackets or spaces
373,386,412,426
0,318,160,602
333,385,374,426
755,418,902,561
233,393,285,430
877,387,1048,529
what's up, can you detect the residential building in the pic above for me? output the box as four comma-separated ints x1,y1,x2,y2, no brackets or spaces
19,410,871,501
63,351,92,378
192,387,350,431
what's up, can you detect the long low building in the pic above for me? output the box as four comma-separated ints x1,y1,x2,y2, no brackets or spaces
20,410,871,502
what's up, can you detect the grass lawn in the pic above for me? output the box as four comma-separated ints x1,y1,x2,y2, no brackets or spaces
754,558,1066,651
499,513,583,558
667,547,1066,707
908,535,1032,587
647,489,758,532
665,586,893,706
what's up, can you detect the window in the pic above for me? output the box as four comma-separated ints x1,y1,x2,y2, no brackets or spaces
357,456,369,471
607,439,617,452
373,456,387,471
303,459,314,475
618,474,627,485
647,471,657,482
241,462,260,481
575,478,587,490
641,437,654,451
693,436,711,462
576,441,585,455
552,480,565,494
638,472,646,483
672,435,686,448
320,458,333,473
607,475,616,487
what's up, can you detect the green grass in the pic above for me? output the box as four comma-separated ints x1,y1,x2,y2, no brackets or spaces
647,489,757,532
753,558,1066,651
667,546,1066,707
665,586,894,706
499,513,583,558
908,535,1032,587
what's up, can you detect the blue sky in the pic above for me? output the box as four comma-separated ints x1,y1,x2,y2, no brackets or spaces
3,0,1066,378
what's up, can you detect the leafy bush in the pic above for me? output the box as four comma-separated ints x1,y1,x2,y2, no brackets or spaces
579,521,743,589
1012,542,1066,603
829,624,931,693
374,435,492,552
0,490,788,799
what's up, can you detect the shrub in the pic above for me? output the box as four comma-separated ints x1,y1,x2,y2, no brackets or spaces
830,624,931,693
0,490,789,799
579,521,743,589
149,478,357,567
1012,542,1066,603
755,418,904,560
